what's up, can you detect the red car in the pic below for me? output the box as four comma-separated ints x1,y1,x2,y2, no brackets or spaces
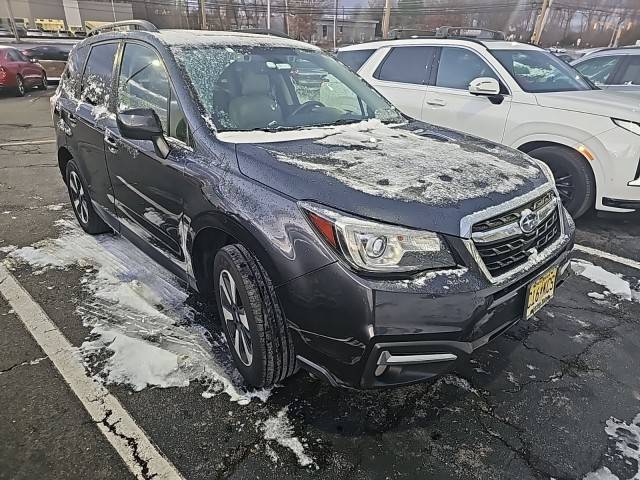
0,46,47,96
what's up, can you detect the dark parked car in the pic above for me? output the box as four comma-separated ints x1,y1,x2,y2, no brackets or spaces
0,46,47,96
572,47,640,90
21,44,73,82
52,22,575,389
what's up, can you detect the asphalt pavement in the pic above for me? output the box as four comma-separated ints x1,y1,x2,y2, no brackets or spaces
1,88,639,480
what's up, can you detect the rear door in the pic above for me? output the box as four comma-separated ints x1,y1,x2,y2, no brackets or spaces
366,46,436,120
74,41,119,220
104,41,190,266
423,46,511,142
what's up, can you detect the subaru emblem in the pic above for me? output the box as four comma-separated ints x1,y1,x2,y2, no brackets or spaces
519,209,538,234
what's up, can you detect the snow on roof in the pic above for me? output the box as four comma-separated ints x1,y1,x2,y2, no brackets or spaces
339,38,542,52
154,29,320,51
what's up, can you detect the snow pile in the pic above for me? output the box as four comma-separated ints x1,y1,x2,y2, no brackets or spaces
261,407,314,467
584,413,640,480
270,120,541,205
571,259,639,303
5,219,270,404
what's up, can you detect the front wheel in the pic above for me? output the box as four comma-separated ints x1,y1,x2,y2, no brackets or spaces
65,161,110,234
38,73,47,90
213,244,296,387
527,146,595,219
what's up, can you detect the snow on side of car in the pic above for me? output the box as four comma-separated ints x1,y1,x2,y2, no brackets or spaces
262,120,542,205
4,218,271,404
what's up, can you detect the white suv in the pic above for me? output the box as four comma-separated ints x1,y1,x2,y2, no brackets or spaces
337,38,640,218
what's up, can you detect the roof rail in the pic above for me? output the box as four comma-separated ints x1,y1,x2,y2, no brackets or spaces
389,28,436,40
87,20,158,37
436,26,505,40
233,28,291,39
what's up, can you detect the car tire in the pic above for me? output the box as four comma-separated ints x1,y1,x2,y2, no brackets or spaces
213,244,296,388
527,145,595,219
65,160,110,234
15,75,25,97
38,73,47,90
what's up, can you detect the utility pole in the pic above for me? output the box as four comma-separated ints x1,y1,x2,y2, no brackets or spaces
267,0,271,30
110,0,117,22
531,0,551,45
333,0,337,49
199,0,207,29
382,0,391,39
283,0,289,35
4,0,20,42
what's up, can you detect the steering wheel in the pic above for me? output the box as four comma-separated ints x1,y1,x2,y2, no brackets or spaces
289,100,324,117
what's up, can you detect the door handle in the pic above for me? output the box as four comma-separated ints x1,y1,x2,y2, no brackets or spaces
426,98,447,107
104,134,119,153
67,112,78,126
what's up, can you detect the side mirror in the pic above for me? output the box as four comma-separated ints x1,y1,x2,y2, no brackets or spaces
117,108,170,158
469,77,501,96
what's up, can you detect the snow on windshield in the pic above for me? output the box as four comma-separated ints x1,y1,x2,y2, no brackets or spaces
266,120,542,205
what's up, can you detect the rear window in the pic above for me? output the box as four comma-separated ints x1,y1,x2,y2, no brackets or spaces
337,49,375,72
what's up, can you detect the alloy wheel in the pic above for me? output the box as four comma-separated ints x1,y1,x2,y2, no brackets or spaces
68,171,89,225
554,172,575,204
16,77,24,96
219,269,253,366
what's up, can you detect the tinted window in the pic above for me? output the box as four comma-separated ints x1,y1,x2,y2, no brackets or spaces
375,47,434,84
618,56,640,86
6,49,22,61
337,49,375,71
574,55,621,85
436,47,499,90
81,42,117,106
492,49,592,93
118,43,187,142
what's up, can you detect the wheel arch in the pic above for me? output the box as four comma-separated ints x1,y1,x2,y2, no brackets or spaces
57,146,73,181
189,213,283,297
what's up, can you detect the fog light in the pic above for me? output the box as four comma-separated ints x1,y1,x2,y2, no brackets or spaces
374,365,387,377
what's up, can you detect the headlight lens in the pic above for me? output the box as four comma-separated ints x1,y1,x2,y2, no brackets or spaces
613,118,640,136
300,202,457,273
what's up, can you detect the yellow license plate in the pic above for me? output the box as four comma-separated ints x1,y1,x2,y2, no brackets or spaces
525,267,558,319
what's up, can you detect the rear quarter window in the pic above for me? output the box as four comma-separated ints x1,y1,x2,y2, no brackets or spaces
60,45,89,100
81,42,118,106
337,49,375,71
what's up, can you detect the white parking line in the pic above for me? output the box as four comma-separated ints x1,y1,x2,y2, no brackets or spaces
0,264,184,480
575,244,640,271
0,139,55,147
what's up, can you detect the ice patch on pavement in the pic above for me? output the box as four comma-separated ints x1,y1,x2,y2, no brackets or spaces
572,259,639,303
584,413,640,480
4,218,271,404
45,203,65,211
261,406,315,468
0,245,17,254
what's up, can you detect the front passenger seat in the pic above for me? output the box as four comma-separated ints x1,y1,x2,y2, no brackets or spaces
228,73,283,130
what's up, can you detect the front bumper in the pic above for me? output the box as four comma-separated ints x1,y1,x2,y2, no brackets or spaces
584,127,640,212
277,213,575,389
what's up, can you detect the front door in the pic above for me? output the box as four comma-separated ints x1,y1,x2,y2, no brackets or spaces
422,46,511,143
105,41,190,267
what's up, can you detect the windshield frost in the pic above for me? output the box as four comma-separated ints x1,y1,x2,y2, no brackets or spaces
492,49,593,93
171,45,403,132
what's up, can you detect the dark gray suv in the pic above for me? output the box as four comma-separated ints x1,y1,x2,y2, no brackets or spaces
51,21,575,389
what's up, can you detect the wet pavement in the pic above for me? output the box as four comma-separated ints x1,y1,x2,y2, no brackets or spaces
1,89,639,480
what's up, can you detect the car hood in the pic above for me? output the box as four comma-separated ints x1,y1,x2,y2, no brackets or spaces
230,120,549,236
534,89,640,121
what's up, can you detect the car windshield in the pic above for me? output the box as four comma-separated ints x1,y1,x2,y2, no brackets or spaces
172,45,403,132
492,49,594,93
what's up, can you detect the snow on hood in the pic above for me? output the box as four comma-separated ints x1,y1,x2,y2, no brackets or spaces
535,89,640,121
239,120,543,206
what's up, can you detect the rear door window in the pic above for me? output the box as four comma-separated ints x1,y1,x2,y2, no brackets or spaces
374,46,436,84
337,49,375,71
81,42,118,106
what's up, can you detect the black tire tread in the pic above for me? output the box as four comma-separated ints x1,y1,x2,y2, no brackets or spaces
219,244,296,387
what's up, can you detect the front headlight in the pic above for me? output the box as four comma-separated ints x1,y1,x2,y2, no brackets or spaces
613,118,640,136
300,202,457,273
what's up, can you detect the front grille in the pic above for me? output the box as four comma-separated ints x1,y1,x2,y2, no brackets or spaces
473,190,555,233
473,197,561,278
